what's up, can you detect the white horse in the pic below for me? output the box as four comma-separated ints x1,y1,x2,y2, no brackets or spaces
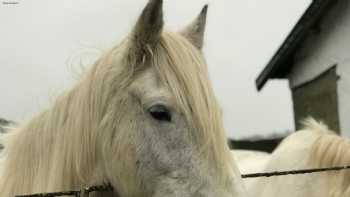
0,0,248,197
233,150,270,174
234,119,350,197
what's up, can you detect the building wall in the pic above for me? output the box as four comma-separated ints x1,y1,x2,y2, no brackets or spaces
288,0,350,136
337,63,350,137
289,0,350,87
292,67,340,133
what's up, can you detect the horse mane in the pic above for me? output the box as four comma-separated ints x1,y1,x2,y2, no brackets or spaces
301,118,330,134
307,119,350,197
147,31,234,180
0,31,232,196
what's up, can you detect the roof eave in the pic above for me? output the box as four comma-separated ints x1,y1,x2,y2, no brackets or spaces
256,0,338,91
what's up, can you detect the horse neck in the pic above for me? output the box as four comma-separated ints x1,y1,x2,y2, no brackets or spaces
0,80,104,196
309,134,350,197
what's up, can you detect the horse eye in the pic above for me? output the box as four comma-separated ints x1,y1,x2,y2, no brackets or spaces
148,105,172,122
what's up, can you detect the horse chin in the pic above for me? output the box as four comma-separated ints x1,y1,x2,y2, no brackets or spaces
96,191,119,197
149,176,208,197
97,184,121,197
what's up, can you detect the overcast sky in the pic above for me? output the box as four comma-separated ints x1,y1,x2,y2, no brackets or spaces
0,0,310,138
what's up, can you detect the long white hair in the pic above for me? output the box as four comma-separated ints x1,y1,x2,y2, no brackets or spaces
0,1,239,197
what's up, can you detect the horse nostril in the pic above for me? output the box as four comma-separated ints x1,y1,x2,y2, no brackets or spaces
168,171,188,179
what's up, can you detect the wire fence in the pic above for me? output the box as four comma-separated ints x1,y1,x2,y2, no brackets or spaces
241,165,350,178
15,184,113,197
15,165,350,197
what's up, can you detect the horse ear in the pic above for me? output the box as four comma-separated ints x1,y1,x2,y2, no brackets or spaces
131,0,164,52
180,5,208,50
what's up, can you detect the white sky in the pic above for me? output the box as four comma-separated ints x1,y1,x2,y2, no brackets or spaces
0,0,311,138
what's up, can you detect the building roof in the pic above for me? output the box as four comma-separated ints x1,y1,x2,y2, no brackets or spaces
256,0,338,91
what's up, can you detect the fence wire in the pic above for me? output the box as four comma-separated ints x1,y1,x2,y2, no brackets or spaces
241,165,350,178
15,165,350,197
15,184,113,197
